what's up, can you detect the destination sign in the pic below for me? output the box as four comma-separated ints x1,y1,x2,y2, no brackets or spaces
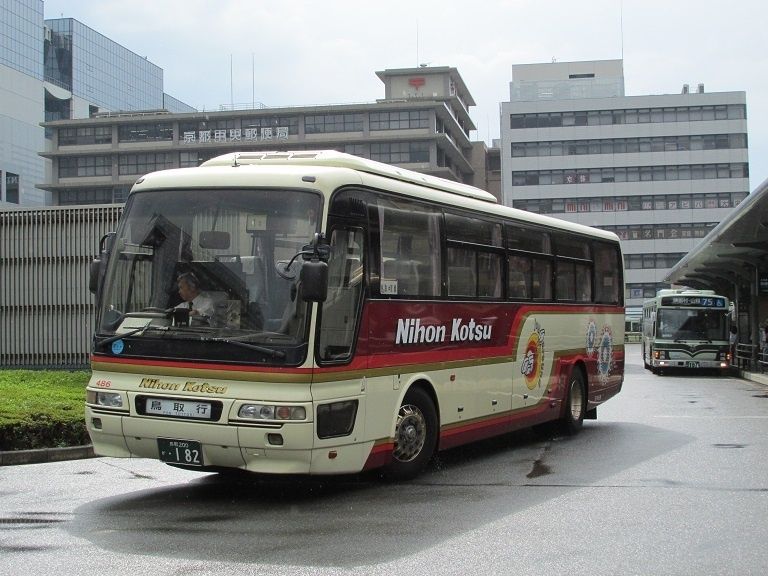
661,296,726,308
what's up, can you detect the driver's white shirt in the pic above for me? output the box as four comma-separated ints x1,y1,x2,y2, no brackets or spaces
177,292,216,318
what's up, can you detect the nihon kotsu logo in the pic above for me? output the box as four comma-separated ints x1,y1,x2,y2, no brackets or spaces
521,319,545,390
395,317,493,345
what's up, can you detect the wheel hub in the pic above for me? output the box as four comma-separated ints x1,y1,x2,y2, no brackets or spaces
393,404,426,462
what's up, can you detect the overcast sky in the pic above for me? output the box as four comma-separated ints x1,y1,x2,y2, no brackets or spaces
43,0,768,190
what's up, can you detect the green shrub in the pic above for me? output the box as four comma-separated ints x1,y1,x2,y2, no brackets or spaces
0,370,90,451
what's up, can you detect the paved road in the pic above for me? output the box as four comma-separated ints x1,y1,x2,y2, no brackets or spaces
1,344,767,575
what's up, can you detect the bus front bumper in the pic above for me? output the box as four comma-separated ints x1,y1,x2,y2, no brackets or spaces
85,406,374,475
652,359,729,370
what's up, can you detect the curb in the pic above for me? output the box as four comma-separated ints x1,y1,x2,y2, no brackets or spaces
742,371,768,387
0,445,95,466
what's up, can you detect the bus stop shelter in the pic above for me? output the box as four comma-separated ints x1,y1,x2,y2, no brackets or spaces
665,177,768,369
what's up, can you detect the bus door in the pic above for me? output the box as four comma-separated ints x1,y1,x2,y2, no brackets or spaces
313,190,371,445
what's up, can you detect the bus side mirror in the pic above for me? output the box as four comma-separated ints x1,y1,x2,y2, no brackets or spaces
300,259,328,302
88,259,101,294
89,232,115,295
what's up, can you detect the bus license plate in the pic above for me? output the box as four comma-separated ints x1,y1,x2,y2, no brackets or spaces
687,361,699,368
146,398,212,419
158,439,203,466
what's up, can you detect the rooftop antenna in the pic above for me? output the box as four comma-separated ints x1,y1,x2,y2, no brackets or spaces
416,21,419,67
620,0,625,60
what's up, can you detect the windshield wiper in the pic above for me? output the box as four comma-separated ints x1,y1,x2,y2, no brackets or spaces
96,325,153,349
200,336,287,359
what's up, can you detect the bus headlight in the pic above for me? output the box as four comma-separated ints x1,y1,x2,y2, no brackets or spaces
87,390,124,408
238,404,306,421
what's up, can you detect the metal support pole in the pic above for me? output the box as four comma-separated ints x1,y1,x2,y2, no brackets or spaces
752,265,760,370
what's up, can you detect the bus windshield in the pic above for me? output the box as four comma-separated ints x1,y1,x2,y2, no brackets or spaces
656,308,728,342
96,187,322,365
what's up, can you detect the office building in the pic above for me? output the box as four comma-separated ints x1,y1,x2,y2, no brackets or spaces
41,66,492,205
1,0,193,207
500,59,749,309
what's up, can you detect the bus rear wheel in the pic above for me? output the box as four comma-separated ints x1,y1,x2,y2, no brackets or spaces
560,369,586,435
381,387,438,481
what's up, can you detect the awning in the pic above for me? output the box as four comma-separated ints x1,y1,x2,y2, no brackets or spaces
665,176,768,289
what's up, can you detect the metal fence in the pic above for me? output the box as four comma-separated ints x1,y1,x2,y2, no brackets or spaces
0,205,122,369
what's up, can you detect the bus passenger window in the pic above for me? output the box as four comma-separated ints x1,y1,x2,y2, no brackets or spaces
378,201,441,297
575,263,592,302
508,255,531,299
594,242,621,304
531,258,552,300
448,247,477,297
478,252,502,298
447,266,476,297
556,261,576,301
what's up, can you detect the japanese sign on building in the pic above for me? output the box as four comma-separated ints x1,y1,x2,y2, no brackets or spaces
182,127,289,144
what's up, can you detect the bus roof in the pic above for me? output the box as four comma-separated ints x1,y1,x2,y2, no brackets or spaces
200,150,498,203
133,150,620,245
656,289,717,297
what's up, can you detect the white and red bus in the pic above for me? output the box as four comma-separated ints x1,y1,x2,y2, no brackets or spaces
86,151,625,480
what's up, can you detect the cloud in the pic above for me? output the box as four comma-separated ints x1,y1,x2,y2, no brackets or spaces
43,0,768,186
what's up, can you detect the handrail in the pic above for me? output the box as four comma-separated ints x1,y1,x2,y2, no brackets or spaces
735,343,757,371
758,346,768,373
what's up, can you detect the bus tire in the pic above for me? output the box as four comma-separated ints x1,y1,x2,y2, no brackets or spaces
559,368,586,435
381,387,438,481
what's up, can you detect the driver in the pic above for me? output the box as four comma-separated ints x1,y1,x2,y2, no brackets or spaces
176,272,216,319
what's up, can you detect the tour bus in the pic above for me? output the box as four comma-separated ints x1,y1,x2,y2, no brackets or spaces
86,150,625,480
641,289,730,373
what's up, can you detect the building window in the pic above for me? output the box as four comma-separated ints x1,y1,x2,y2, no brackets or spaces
340,144,368,158
370,110,430,130
506,134,747,158
627,283,669,300
305,113,363,134
241,116,299,136
509,105,747,130
179,151,204,168
58,187,115,205
59,126,112,146
370,142,429,164
119,153,173,175
59,156,112,177
5,172,19,204
511,163,749,186
118,123,173,142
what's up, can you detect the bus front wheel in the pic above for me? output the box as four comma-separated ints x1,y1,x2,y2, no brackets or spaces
381,387,438,481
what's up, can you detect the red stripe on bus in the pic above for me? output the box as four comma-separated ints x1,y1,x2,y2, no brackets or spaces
362,442,395,470
90,354,316,375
